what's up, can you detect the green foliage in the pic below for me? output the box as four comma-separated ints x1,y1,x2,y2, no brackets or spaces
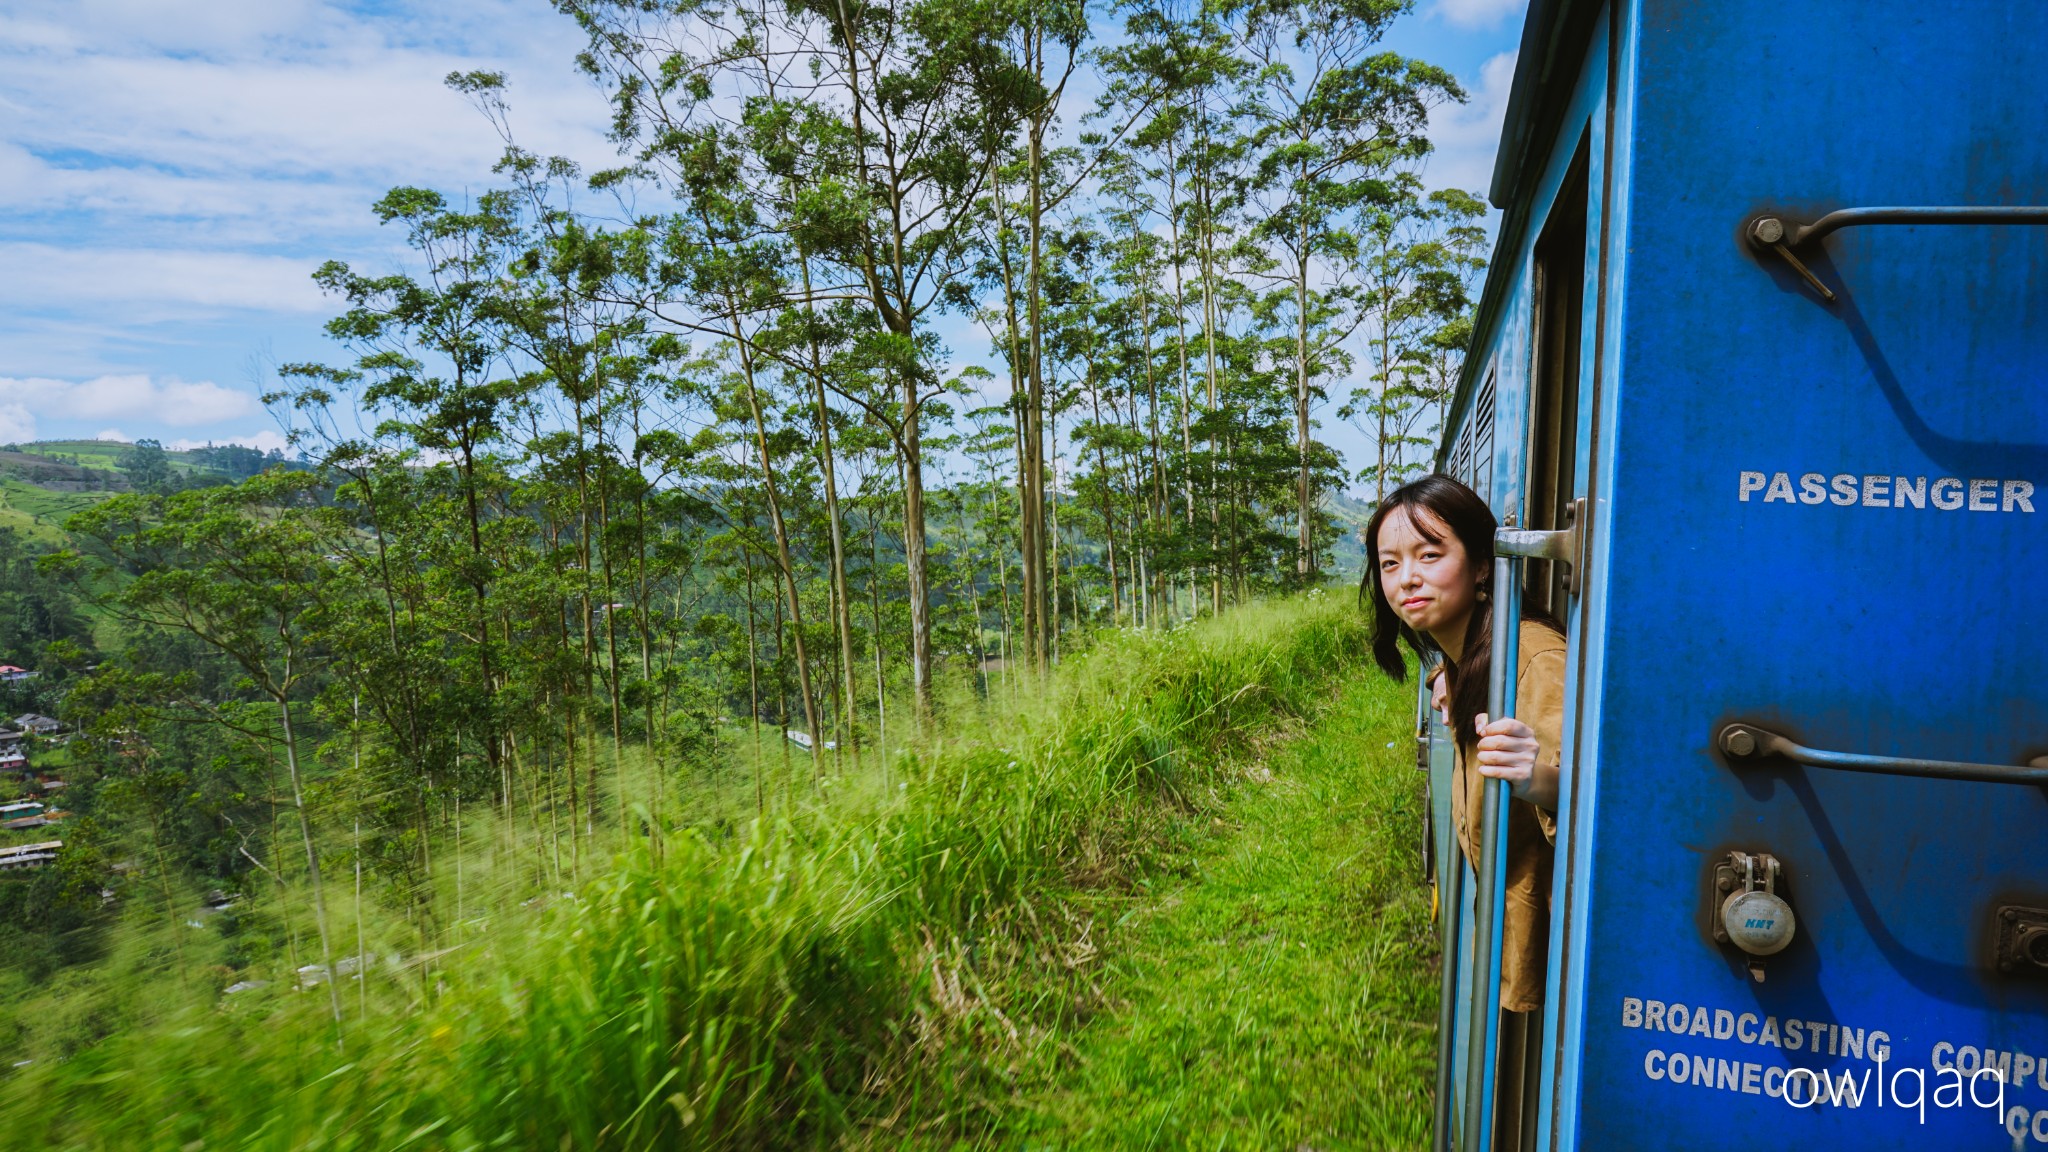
0,2,1486,1143
1342,180,1490,499
115,439,175,496
0,594,1374,1149
0,479,107,546
184,442,284,481
0,530,93,670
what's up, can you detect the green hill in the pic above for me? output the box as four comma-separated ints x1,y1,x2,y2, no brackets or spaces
0,440,295,544
1,438,286,481
0,479,100,546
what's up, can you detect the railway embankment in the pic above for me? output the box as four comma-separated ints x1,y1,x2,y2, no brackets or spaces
987,665,1436,1147
2,594,1431,1150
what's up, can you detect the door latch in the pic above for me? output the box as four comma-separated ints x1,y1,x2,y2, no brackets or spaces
1712,851,1796,982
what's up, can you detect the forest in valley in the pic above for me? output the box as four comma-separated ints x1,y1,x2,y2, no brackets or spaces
0,0,1483,1144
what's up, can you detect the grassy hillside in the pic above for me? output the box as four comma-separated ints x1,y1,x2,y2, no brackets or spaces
0,439,279,486
0,593,1438,1150
0,441,130,475
0,479,102,545
0,441,146,547
1325,490,1375,580
8,441,127,473
0,440,274,649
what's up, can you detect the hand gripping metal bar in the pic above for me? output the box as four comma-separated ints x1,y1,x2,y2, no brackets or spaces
1718,723,2048,786
1458,521,1572,1152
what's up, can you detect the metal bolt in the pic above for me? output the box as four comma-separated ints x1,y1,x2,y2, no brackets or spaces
1751,217,1785,246
1722,727,1757,758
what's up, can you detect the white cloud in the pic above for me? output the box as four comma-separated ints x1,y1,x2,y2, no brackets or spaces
0,0,619,382
0,143,375,246
0,2,329,59
0,2,615,240
1421,50,1519,197
165,430,289,454
0,375,260,428
1434,0,1529,30
0,244,328,318
0,404,35,443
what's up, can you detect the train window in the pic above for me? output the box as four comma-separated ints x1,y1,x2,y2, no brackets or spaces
1525,138,1591,617
1473,372,1495,503
1447,399,1471,487
1450,369,1495,501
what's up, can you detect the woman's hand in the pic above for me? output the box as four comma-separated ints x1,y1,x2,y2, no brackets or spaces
1473,712,1542,798
1428,666,1450,725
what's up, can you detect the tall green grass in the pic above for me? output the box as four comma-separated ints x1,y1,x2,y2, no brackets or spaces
995,668,1435,1147
0,593,1370,1150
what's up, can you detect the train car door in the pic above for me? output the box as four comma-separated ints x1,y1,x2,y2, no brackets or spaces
1524,145,1587,625
1499,141,1592,1152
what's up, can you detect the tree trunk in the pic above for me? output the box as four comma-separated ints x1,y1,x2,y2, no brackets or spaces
731,326,824,778
797,254,861,771
1295,234,1314,579
740,542,765,815
275,651,344,1034
991,165,1041,676
1164,142,1197,623
1024,113,1051,671
900,379,934,720
1200,169,1223,616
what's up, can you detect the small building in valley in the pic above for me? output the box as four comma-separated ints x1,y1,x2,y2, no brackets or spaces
13,715,61,736
0,841,61,870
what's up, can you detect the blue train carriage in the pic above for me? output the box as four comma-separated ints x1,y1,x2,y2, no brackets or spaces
1419,1,2048,1149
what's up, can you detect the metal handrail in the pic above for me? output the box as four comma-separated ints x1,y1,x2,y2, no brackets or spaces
1457,523,1575,1152
1718,723,2048,785
1743,205,2048,303
1748,206,2048,251
1460,551,1519,1152
1432,856,1464,1152
1495,525,1577,562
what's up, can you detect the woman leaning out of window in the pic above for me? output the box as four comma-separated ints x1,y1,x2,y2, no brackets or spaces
1360,473,1568,1015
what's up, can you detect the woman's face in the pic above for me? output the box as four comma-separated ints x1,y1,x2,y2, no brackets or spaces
1376,504,1481,648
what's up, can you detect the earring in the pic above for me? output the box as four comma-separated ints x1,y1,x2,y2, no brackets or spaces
1476,585,1490,603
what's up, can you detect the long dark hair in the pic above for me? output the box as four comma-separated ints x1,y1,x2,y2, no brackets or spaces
1358,474,1532,747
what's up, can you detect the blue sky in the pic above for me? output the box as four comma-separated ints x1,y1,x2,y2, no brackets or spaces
0,0,1527,465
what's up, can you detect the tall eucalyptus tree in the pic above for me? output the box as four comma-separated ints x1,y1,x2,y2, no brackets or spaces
1235,0,1458,576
